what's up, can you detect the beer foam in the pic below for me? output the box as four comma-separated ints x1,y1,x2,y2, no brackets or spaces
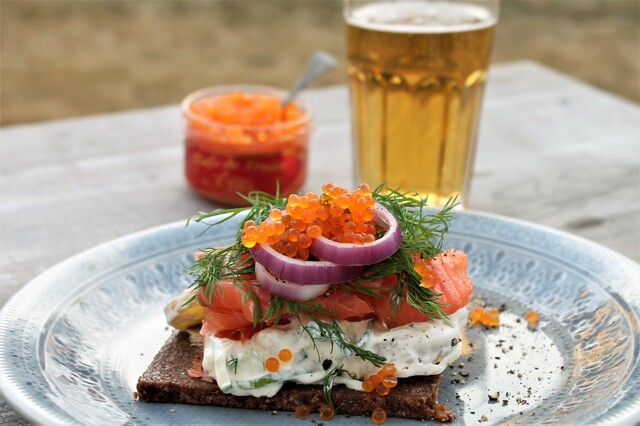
346,1,497,34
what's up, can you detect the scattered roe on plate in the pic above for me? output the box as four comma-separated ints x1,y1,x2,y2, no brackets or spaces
371,407,387,424
526,310,539,324
295,403,310,419
469,306,500,328
241,183,379,260
318,403,335,420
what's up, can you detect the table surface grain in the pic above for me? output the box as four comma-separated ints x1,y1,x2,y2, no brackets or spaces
1,61,639,424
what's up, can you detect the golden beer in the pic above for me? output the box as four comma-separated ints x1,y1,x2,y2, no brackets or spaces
346,1,497,206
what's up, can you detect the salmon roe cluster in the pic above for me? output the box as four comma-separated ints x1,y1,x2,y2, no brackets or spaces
241,183,380,260
469,306,500,328
189,92,305,147
362,363,398,396
191,93,303,125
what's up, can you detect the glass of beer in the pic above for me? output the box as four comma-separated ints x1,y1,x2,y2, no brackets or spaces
345,0,499,207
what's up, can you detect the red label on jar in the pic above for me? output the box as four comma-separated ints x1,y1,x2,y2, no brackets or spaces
185,139,307,205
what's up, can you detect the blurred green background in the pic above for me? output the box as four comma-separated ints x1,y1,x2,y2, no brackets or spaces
1,0,638,126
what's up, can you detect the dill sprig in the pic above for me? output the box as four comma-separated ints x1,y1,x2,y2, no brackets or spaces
263,296,335,326
187,190,286,306
304,317,386,367
351,185,458,321
372,185,456,258
189,245,251,295
323,365,350,410
227,356,239,375
264,296,386,367
337,281,384,299
323,320,386,366
189,190,287,239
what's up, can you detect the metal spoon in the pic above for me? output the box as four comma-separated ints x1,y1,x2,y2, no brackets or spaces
281,51,338,108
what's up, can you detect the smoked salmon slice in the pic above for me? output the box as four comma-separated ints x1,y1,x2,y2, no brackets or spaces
199,250,472,340
198,280,271,340
311,287,374,320
430,249,473,314
361,250,473,328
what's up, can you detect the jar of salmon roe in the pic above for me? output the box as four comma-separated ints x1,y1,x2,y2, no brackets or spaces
182,85,312,205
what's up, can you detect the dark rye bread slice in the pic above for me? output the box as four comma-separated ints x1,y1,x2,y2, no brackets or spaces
137,331,454,422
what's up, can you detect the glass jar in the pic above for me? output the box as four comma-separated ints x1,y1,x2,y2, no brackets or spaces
182,85,312,205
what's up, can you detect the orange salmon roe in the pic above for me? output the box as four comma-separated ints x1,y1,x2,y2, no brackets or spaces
278,349,293,362
265,357,280,372
381,363,397,376
368,374,381,386
414,259,435,288
240,183,381,260
363,363,398,395
371,407,388,424
295,403,310,419
362,377,377,393
526,310,539,324
319,403,335,420
376,383,390,396
190,93,303,129
469,306,500,328
382,376,398,388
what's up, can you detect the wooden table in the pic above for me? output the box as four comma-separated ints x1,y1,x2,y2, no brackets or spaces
1,61,638,424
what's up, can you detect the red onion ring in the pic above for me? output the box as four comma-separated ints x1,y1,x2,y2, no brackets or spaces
254,262,330,301
309,203,402,266
250,243,366,285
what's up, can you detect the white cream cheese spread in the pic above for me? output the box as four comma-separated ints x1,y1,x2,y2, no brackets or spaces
201,307,467,397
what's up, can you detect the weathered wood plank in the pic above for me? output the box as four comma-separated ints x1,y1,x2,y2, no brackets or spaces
472,62,640,260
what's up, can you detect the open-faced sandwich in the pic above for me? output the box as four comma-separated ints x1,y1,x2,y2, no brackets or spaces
137,183,473,423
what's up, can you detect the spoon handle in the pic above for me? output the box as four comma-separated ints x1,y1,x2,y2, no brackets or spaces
281,51,338,108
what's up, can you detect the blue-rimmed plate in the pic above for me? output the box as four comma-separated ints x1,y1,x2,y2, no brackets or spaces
0,211,638,425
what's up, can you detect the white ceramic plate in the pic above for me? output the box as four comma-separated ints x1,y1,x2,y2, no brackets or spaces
1,211,638,425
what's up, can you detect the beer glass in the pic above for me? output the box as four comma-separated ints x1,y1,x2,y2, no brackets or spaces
344,0,499,207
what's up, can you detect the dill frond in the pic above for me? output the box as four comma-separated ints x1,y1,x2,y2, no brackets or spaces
361,186,458,320
323,365,350,410
303,317,386,367
227,356,239,375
